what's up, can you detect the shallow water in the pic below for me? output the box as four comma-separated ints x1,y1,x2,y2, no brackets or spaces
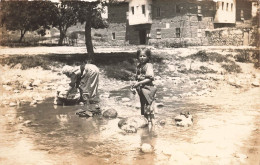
0,85,217,165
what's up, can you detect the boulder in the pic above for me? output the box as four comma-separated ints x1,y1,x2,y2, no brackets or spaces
103,109,118,118
140,143,153,153
118,116,148,133
174,112,193,127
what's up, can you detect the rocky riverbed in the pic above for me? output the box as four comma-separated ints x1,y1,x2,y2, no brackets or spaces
0,46,259,165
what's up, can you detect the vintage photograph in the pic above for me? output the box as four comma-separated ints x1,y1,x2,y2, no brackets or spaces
0,0,259,164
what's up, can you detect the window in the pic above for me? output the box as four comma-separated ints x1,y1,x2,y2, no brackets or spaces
176,28,180,38
231,3,233,11
131,6,134,15
198,16,202,21
156,29,161,39
142,5,145,15
157,7,161,17
166,23,170,29
112,32,115,40
205,31,210,37
240,10,244,20
198,6,202,14
222,2,224,10
176,4,181,13
226,3,229,11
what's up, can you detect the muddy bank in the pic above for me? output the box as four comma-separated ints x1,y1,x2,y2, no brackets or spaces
0,46,260,165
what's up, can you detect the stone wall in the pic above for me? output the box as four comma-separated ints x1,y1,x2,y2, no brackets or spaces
206,28,254,46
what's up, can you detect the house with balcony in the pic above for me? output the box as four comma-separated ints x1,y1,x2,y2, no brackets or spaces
126,0,216,45
214,0,236,28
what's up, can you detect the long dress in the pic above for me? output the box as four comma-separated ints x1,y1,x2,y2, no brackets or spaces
136,62,157,115
69,64,99,100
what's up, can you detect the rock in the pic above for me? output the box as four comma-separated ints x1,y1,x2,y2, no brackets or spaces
26,86,33,90
122,97,130,102
159,119,166,126
140,143,153,153
23,120,32,126
252,80,259,87
174,112,193,127
3,85,12,91
9,102,17,107
155,102,164,107
14,90,20,93
32,79,42,87
18,116,24,121
234,153,248,159
118,116,148,133
33,96,44,101
54,97,63,105
23,81,32,88
154,76,161,80
30,100,38,106
76,109,93,117
103,109,118,118
100,92,110,98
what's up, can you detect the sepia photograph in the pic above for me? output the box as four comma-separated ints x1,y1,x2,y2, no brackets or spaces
0,0,259,164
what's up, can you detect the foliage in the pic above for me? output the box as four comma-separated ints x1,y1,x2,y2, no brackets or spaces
51,2,78,45
0,1,56,42
221,63,242,73
67,1,109,60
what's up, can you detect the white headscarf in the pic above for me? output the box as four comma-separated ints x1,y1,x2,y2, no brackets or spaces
62,65,79,75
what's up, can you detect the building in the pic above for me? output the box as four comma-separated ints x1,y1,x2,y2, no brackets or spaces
214,0,236,28
126,0,216,46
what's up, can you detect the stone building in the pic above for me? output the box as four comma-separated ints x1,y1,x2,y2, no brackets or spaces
126,0,216,46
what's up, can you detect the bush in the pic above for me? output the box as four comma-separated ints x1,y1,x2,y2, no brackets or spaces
221,62,242,73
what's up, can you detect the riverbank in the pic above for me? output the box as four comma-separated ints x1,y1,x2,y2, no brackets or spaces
0,46,259,165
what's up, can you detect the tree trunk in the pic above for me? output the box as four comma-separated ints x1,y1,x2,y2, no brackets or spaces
19,30,26,43
58,30,66,46
85,22,94,62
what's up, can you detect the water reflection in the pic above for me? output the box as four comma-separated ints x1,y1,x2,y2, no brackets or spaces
0,84,219,165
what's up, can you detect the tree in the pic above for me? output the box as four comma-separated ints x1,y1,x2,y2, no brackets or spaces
68,1,108,61
0,1,56,42
52,2,78,46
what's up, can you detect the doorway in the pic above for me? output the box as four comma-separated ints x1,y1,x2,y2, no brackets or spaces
139,30,146,45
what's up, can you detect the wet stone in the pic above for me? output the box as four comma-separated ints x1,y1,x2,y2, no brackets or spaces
118,116,148,133
140,143,153,153
122,97,130,102
9,102,17,107
76,109,93,118
252,80,259,87
175,112,193,127
103,109,118,118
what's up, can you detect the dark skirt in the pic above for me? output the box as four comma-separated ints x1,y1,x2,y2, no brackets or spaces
137,85,157,105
